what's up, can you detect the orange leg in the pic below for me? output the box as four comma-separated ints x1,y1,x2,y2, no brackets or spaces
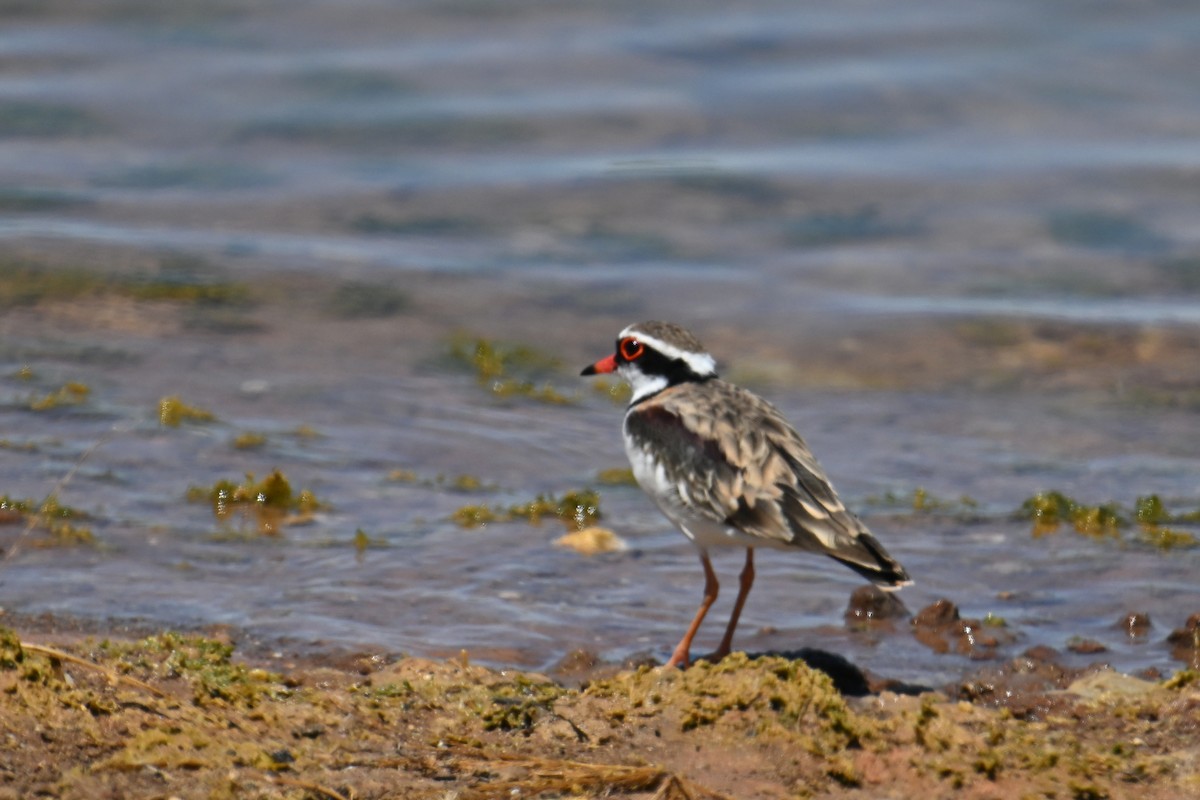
714,548,755,660
666,552,719,669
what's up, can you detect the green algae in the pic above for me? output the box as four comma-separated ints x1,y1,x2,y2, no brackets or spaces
595,467,638,486
0,627,24,670
510,489,601,528
452,489,601,531
232,431,267,449
588,654,870,754
1020,491,1199,550
353,527,390,554
1021,491,1127,537
451,504,500,527
477,675,566,732
103,632,287,709
27,380,90,411
865,486,979,516
291,424,324,439
447,333,576,404
129,276,251,305
186,469,324,535
386,468,420,483
0,258,252,310
386,469,496,492
158,394,216,426
0,493,93,546
1139,527,1199,550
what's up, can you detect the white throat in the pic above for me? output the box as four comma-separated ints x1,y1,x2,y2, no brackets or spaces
622,366,668,404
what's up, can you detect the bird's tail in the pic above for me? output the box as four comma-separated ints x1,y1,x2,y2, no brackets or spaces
829,530,912,589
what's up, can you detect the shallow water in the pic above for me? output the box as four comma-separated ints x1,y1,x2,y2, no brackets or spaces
0,0,1198,683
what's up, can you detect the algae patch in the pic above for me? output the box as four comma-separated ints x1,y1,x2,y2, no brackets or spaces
1020,491,1199,549
386,469,496,492
0,493,93,546
159,394,217,427
27,381,91,412
595,467,638,486
232,431,268,449
186,469,324,535
447,333,575,404
101,631,287,709
0,258,252,310
452,488,601,531
865,486,980,517
593,654,870,751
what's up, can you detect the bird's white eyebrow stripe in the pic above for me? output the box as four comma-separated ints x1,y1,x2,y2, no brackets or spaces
620,327,717,376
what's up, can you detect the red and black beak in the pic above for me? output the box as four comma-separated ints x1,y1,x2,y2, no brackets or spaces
580,353,617,376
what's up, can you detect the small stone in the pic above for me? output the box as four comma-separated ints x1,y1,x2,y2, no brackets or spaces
844,585,908,627
1167,613,1200,668
554,526,628,555
1022,645,1062,663
913,599,960,628
552,649,601,676
1067,638,1108,655
1067,668,1157,699
1119,612,1152,638
1166,613,1200,647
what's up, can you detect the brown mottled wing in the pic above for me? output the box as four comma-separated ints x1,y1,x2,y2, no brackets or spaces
639,381,910,586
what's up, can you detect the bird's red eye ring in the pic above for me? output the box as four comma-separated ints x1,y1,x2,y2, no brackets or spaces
619,337,645,361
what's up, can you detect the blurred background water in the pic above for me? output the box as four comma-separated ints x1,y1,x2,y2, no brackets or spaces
0,0,1198,683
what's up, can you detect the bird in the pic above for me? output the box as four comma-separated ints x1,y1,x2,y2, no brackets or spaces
581,320,911,668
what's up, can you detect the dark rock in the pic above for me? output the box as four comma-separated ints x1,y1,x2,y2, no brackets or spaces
911,598,1009,659
1167,613,1200,669
1119,612,1152,638
1022,645,1061,663
913,598,960,628
844,585,909,630
552,648,601,676
770,647,871,697
954,650,1084,719
1067,638,1108,655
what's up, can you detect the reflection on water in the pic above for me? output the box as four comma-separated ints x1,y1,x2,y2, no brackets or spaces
0,0,1198,681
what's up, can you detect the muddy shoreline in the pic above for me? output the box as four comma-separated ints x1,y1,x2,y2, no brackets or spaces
1,608,1197,799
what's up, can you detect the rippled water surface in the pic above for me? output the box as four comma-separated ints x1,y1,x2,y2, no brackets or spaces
1,0,1198,683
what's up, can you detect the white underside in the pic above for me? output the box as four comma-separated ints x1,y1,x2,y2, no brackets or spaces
625,432,780,553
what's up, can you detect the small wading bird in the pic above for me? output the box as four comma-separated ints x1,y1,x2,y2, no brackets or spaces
581,321,911,668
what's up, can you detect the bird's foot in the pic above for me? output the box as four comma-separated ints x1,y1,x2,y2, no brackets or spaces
665,648,690,669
